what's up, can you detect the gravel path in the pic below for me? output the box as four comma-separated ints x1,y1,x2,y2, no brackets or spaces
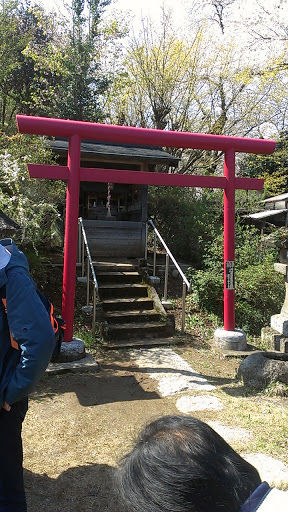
130,346,288,487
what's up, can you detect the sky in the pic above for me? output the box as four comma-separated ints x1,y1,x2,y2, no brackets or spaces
106,0,190,32
39,0,288,54
40,0,190,31
106,0,188,20
41,0,187,14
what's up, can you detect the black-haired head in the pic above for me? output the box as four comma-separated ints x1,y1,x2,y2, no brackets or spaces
117,415,261,512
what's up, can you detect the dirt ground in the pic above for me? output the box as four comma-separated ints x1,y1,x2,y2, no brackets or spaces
22,349,177,512
20,332,227,512
22,263,287,511
20,335,250,512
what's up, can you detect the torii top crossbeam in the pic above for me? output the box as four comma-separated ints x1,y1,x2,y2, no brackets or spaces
17,115,276,341
17,115,275,153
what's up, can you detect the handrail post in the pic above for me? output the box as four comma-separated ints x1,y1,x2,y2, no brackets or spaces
182,281,187,334
86,256,90,306
78,219,99,339
145,221,148,261
147,219,191,335
92,286,96,335
77,220,81,264
81,236,85,277
153,231,157,277
164,253,169,301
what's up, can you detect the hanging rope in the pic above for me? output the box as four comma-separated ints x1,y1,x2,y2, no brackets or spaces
106,182,112,216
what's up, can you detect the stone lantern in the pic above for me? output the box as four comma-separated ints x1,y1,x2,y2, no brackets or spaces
262,235,288,353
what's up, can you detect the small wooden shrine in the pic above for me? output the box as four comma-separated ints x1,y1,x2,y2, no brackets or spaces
50,138,179,258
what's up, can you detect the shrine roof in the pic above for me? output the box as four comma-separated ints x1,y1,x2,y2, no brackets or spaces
261,192,288,203
0,210,21,232
246,209,287,220
49,138,179,167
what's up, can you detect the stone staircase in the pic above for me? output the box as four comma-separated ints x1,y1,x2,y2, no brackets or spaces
94,259,176,348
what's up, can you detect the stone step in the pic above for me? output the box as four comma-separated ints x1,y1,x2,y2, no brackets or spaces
107,321,167,339
104,309,161,324
103,336,184,349
101,297,154,312
93,261,138,273
89,258,175,347
99,283,148,299
97,271,141,284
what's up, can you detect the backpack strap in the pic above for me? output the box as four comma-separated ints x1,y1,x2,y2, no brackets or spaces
1,297,19,350
49,301,58,334
2,289,66,355
36,289,59,334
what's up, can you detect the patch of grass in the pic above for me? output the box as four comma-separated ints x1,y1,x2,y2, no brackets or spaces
74,327,102,352
185,310,221,340
215,390,288,459
264,382,288,397
177,344,288,467
247,335,270,351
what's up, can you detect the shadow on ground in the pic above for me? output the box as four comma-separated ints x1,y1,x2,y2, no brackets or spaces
24,463,126,512
32,372,160,407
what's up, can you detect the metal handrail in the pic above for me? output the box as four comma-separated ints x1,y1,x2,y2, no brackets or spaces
78,217,98,334
148,218,191,333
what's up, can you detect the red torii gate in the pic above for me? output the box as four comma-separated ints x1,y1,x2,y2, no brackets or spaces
16,115,276,342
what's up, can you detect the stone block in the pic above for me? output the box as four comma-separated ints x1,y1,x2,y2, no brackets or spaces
280,248,288,263
274,262,288,275
213,328,247,351
148,275,161,286
280,338,288,353
261,326,281,351
52,338,86,363
77,276,87,283
161,299,173,310
271,314,288,336
82,305,93,314
238,351,288,389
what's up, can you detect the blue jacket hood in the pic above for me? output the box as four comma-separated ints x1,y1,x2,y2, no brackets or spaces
0,238,29,288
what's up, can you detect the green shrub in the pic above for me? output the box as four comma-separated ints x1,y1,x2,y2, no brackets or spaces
148,186,223,267
148,185,282,335
189,268,224,317
235,259,284,334
187,218,283,336
0,134,65,249
188,257,284,335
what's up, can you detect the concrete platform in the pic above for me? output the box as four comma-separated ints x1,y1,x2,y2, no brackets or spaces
46,353,100,375
212,343,261,358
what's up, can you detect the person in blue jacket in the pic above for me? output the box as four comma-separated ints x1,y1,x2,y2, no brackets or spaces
0,238,55,512
117,415,288,512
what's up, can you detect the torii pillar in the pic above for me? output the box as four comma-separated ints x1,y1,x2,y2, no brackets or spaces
16,115,276,349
